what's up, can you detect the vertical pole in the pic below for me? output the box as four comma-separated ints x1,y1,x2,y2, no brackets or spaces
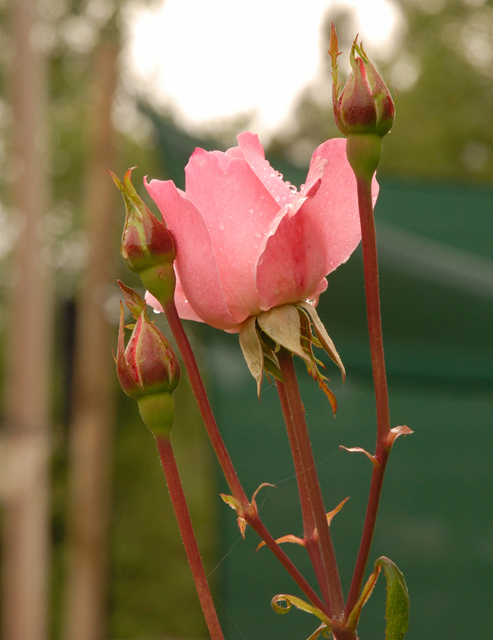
62,43,119,640
2,1,52,640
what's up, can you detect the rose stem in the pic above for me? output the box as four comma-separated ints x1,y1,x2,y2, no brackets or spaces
162,299,328,615
277,348,345,619
276,378,332,612
155,434,225,640
345,175,392,617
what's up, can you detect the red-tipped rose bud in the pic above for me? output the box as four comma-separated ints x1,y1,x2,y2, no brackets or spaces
116,284,181,436
330,25,394,137
329,23,395,179
110,168,177,305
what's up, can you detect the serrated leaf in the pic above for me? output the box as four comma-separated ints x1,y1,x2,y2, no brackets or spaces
376,556,410,640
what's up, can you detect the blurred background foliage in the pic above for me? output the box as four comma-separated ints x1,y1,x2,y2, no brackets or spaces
0,0,491,639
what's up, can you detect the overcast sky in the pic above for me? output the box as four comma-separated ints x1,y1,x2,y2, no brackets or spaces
124,0,402,138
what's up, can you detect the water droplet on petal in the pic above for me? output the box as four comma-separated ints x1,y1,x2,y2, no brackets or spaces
248,208,254,214
254,231,262,238
219,222,224,231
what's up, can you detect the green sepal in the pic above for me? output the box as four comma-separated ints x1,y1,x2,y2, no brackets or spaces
238,303,344,412
296,301,345,382
257,305,307,361
118,280,146,319
239,316,264,396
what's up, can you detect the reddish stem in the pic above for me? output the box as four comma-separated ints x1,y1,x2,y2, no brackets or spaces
345,176,392,616
162,299,327,614
155,435,224,640
163,300,247,505
277,349,345,619
354,177,391,444
247,515,329,616
276,379,332,611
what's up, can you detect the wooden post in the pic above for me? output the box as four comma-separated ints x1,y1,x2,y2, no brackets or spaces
2,1,52,640
62,42,119,640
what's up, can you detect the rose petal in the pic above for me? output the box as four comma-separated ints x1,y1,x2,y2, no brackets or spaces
145,178,239,330
302,137,378,275
184,147,282,319
256,138,370,310
237,132,295,208
255,194,329,309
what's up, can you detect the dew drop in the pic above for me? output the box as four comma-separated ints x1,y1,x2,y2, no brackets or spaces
219,222,224,231
248,208,254,214
254,231,262,238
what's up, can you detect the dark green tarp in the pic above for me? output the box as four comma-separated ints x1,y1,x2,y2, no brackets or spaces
151,115,493,640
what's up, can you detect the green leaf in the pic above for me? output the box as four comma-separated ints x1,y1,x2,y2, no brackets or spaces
376,556,410,640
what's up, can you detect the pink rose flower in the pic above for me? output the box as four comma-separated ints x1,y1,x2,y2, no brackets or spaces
145,132,375,332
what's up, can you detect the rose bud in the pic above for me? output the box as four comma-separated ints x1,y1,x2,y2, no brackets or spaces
110,168,177,305
116,284,181,437
330,24,394,137
329,23,395,179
